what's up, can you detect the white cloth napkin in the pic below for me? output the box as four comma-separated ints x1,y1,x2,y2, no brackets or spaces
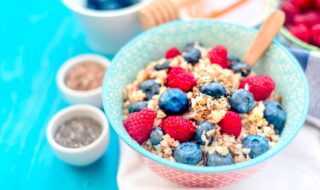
117,122,320,190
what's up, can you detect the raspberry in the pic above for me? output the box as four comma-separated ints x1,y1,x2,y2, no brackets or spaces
165,47,181,59
160,116,196,142
311,24,320,46
312,34,320,46
240,75,275,101
293,11,320,27
167,66,196,92
281,2,299,25
292,0,315,10
316,0,320,10
219,111,242,138
208,45,230,69
124,109,156,144
212,45,228,58
288,24,310,43
208,54,229,68
311,24,320,35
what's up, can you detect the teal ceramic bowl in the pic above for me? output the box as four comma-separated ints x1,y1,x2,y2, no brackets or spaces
103,20,309,187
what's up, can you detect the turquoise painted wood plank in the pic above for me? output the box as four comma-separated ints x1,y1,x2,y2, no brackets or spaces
0,1,119,189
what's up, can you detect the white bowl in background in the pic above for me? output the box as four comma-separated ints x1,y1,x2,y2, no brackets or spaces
56,54,110,107
62,0,152,54
179,0,271,27
47,104,109,166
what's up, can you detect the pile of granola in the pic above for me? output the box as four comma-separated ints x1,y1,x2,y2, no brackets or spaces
123,43,285,166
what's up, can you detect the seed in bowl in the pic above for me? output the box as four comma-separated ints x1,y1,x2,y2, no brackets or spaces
87,0,139,10
65,61,106,91
122,43,287,166
55,117,102,148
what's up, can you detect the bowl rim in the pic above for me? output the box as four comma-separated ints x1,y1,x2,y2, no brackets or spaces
61,0,152,18
103,20,309,173
280,28,320,52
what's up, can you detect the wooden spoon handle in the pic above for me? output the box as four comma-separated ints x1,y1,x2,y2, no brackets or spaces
242,10,285,67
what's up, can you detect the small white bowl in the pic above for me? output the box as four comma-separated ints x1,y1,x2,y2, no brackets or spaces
56,54,110,108
47,104,109,166
62,0,152,54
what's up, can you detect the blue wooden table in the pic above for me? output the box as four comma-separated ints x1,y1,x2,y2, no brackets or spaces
0,1,119,189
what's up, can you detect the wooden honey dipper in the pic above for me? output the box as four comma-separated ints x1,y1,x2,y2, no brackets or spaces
139,0,195,30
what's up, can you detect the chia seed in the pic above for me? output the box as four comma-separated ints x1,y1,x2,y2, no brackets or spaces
54,117,102,148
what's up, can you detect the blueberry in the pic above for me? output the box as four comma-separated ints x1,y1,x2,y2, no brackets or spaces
88,0,125,10
99,1,124,10
206,152,234,166
227,54,240,62
200,82,226,98
150,127,164,145
155,60,170,71
119,0,139,6
230,89,255,113
87,0,99,9
184,42,204,52
242,135,269,158
139,79,160,100
158,88,188,115
128,101,148,113
230,61,252,77
183,48,201,64
174,142,202,165
195,121,214,145
263,101,287,134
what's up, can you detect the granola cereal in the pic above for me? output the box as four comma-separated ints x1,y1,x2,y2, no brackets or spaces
123,43,287,166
